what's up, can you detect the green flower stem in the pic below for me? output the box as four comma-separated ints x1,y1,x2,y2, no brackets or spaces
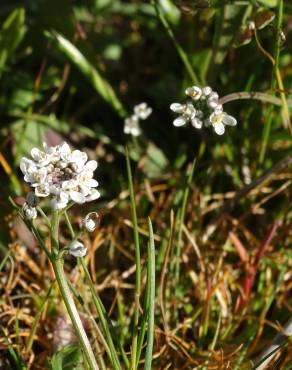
51,211,99,370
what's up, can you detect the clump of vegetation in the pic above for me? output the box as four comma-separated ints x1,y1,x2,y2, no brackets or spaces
0,0,291,369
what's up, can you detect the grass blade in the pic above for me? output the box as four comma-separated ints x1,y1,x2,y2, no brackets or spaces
125,146,142,370
47,31,127,118
143,218,156,370
26,281,55,353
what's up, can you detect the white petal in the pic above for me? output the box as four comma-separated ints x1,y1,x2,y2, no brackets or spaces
85,160,98,172
173,116,187,127
124,126,131,134
223,114,237,126
191,118,203,129
170,103,184,113
202,86,212,96
209,92,219,101
71,150,88,165
130,127,141,136
62,179,78,190
60,191,69,203
20,158,35,175
59,142,71,161
86,189,101,202
70,191,86,204
214,122,225,135
87,178,99,187
208,100,219,109
79,184,91,196
31,148,43,161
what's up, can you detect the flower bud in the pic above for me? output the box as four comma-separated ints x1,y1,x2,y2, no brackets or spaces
83,212,99,232
22,202,37,220
69,240,87,258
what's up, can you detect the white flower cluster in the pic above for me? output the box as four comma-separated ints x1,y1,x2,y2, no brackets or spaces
20,142,100,210
124,102,152,136
170,86,237,135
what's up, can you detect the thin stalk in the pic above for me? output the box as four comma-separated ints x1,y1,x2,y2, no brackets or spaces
51,211,99,370
151,0,200,85
125,147,141,370
174,160,196,293
80,259,123,370
143,219,156,370
26,281,55,353
200,314,221,370
64,211,123,370
218,91,292,107
260,0,285,163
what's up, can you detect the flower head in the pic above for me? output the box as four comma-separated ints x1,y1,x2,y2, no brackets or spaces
69,240,87,258
170,85,237,135
124,102,152,136
124,115,141,137
20,142,100,210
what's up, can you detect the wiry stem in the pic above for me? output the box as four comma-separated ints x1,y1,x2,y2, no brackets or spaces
218,91,292,107
51,211,99,370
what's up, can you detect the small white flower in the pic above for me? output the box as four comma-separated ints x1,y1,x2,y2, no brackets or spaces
209,112,237,135
83,212,99,232
69,240,87,258
124,115,141,136
124,102,152,136
202,86,212,96
207,92,219,109
134,102,152,120
170,102,196,127
185,86,202,100
22,203,37,220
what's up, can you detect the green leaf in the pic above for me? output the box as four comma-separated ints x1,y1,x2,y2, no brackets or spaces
0,8,26,76
143,143,169,178
47,31,127,118
50,345,82,370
